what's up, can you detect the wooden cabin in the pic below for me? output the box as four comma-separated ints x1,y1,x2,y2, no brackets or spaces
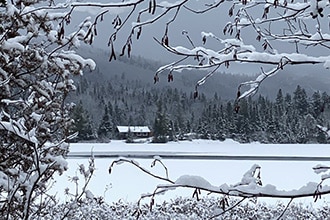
116,126,151,139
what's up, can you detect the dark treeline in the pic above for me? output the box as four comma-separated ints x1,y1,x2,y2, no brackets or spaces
69,73,330,143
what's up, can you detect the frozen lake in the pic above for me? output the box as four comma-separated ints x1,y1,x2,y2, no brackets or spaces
51,139,330,208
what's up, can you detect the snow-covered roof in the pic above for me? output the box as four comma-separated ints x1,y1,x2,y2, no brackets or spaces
116,126,151,133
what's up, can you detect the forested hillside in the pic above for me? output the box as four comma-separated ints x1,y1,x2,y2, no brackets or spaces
68,48,330,143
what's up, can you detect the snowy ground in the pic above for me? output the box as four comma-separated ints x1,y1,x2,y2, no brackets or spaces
51,139,330,208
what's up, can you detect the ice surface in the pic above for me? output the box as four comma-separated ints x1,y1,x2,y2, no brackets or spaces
51,139,330,207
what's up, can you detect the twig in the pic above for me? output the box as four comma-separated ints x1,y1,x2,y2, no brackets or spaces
276,198,294,220
109,157,174,184
210,197,246,219
151,157,169,179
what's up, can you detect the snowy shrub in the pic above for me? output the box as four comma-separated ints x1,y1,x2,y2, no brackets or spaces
40,196,330,219
0,0,95,218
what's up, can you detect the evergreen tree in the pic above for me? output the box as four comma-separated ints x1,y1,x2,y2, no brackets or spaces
185,120,192,134
321,92,330,109
152,101,169,143
125,127,134,143
275,89,284,117
136,104,147,125
234,98,251,142
196,119,210,139
293,85,309,116
273,90,288,143
214,104,226,140
98,105,113,140
311,91,323,119
249,104,264,142
70,102,95,141
224,101,236,137
304,113,318,143
172,102,185,136
266,106,278,143
257,95,268,131
317,128,328,143
200,104,212,138
284,93,296,143
295,119,308,143
113,103,126,126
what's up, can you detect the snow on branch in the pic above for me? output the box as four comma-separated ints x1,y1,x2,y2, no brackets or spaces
0,120,38,145
136,0,330,104
151,165,329,200
109,157,174,184
17,0,330,102
21,0,330,104
155,33,329,100
109,158,330,218
317,125,330,137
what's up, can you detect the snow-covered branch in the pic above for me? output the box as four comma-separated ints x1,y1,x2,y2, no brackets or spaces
19,0,330,103
154,32,330,100
16,0,330,103
135,0,330,104
109,158,330,218
109,157,175,184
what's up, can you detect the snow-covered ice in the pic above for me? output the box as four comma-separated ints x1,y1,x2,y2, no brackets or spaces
51,139,330,208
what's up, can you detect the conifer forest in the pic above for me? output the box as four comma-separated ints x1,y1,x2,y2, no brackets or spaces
70,55,330,144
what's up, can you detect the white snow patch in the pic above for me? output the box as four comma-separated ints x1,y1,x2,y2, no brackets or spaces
175,175,213,188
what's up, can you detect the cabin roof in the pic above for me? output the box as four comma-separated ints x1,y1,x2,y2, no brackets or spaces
116,126,151,133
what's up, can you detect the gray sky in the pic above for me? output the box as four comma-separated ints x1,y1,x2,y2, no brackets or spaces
71,1,232,61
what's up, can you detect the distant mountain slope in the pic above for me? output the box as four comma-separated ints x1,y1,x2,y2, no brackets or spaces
77,46,330,100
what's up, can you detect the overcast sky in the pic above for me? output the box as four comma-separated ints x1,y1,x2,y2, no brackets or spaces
70,1,232,60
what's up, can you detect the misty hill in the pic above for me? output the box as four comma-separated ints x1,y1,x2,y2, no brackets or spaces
76,46,330,101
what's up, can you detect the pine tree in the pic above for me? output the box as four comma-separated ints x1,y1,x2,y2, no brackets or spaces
293,85,309,116
234,98,251,142
125,127,134,143
70,102,95,141
196,119,210,139
295,118,308,143
113,103,125,126
152,101,169,143
311,91,323,119
274,89,288,143
257,95,268,131
317,128,327,143
275,89,284,117
136,104,147,125
284,93,296,143
224,101,236,137
98,105,113,140
266,106,278,143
